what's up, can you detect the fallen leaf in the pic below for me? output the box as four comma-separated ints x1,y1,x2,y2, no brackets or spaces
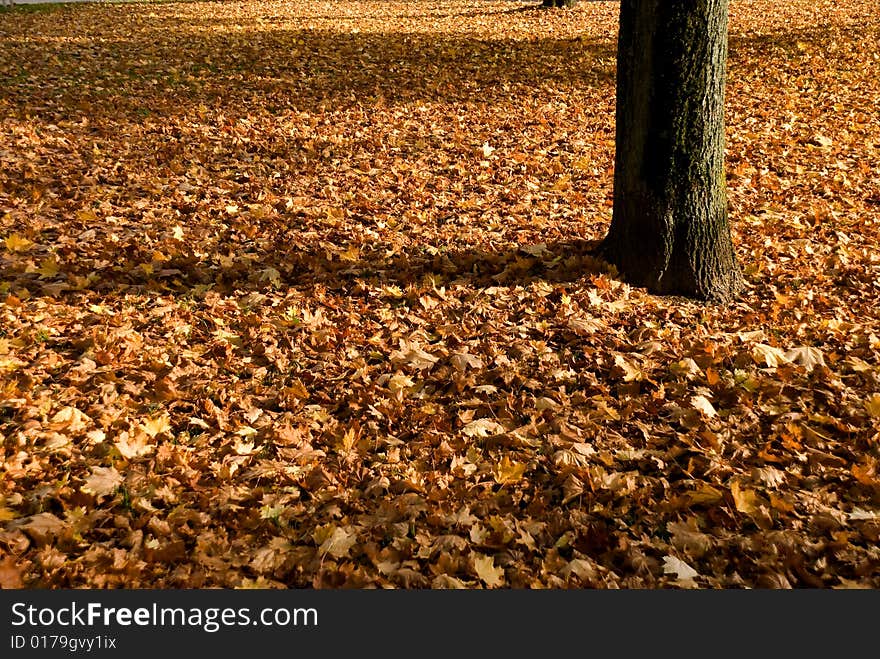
784,346,825,372
865,394,880,419
3,234,32,252
691,395,717,417
316,526,358,559
16,513,69,546
493,456,526,485
472,553,505,587
462,418,504,438
81,466,123,500
662,555,699,585
730,480,761,515
141,414,171,438
0,556,25,589
752,344,790,368
667,521,712,558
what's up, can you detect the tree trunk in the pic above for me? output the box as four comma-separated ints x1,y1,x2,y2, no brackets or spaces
601,0,743,302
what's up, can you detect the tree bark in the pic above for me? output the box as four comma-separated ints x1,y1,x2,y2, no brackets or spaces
601,0,743,302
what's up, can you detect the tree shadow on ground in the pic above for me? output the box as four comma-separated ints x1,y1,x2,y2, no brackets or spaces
0,25,618,122
2,237,611,301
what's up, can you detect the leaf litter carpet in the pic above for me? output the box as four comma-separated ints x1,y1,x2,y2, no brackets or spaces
0,0,878,588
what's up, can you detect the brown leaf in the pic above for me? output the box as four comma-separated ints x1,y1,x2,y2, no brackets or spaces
472,554,505,588
81,466,123,500
0,556,25,589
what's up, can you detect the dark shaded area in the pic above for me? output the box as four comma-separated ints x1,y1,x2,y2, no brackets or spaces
0,235,610,301
0,13,867,123
0,25,618,122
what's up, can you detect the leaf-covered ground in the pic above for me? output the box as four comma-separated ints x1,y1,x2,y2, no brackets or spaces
1,0,878,589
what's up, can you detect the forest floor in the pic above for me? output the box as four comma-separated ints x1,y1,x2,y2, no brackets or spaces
1,0,878,588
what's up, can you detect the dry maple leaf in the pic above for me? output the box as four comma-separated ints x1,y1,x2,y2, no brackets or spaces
667,521,712,558
462,418,504,438
81,466,123,500
691,395,717,418
784,346,825,372
864,394,880,419
752,344,790,368
141,414,171,438
15,513,69,547
472,553,505,588
316,526,358,559
390,341,440,371
493,456,526,485
450,352,483,373
662,555,699,587
0,556,25,589
3,234,32,252
730,480,762,515
49,406,91,433
613,353,645,382
2,0,879,592
115,430,154,460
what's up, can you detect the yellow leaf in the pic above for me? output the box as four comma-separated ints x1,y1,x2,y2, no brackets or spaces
76,209,99,222
171,225,185,241
613,353,644,382
0,507,20,522
553,175,571,191
37,256,60,278
590,395,620,421
865,394,880,419
687,485,723,506
339,245,360,262
213,328,242,346
141,414,171,438
472,553,505,587
3,234,32,252
340,426,358,452
730,480,760,514
493,456,526,485
387,373,415,394
572,156,593,172
382,285,404,299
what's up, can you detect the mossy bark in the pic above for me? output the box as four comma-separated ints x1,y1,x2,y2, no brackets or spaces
601,0,743,303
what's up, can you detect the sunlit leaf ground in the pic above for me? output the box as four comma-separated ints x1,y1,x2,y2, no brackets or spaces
1,0,878,588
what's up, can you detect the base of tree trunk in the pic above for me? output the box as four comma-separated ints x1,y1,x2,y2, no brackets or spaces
604,0,744,304
599,235,744,303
